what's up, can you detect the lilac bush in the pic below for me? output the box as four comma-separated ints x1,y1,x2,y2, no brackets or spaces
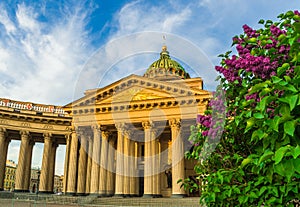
184,10,300,206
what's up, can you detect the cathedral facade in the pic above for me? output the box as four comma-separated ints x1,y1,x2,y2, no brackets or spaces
0,46,211,197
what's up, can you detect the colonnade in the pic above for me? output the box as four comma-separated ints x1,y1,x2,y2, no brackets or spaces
64,118,186,197
0,127,60,193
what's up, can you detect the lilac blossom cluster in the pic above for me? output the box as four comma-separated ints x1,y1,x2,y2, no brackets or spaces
197,114,212,128
245,93,260,102
196,90,226,141
215,23,291,83
242,24,259,38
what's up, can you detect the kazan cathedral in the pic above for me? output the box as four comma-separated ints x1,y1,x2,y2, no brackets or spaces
0,46,211,197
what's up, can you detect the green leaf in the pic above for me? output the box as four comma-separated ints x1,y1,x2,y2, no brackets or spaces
291,145,300,159
245,117,256,133
279,95,298,111
258,19,265,24
249,82,268,94
283,85,298,93
251,129,265,141
258,149,274,164
272,76,283,84
265,116,280,132
293,158,300,174
258,186,267,196
241,158,252,168
277,66,286,76
284,120,296,136
253,112,264,119
274,159,294,181
273,145,290,165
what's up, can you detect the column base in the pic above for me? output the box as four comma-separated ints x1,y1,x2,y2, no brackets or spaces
143,194,153,198
97,191,107,197
38,191,54,194
152,194,162,198
171,194,187,198
14,189,30,193
76,193,87,196
114,194,124,197
106,191,114,197
129,194,139,197
65,192,77,196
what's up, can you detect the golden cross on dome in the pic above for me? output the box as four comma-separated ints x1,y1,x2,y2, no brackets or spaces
162,35,167,51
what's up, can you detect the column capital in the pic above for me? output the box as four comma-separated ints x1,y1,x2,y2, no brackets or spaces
152,128,159,138
102,130,111,139
29,139,35,146
20,130,30,137
65,133,71,141
142,121,153,130
124,127,134,137
43,132,52,142
115,122,127,132
0,127,6,134
91,124,101,132
52,142,59,149
169,118,181,128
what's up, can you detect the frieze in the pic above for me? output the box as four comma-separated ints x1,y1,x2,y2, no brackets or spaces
21,122,31,128
0,98,66,114
0,119,9,125
43,124,53,130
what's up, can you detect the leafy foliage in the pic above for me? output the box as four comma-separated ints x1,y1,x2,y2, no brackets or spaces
183,10,300,206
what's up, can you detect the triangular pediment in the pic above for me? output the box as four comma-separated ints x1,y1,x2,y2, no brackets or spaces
65,74,211,109
99,85,175,104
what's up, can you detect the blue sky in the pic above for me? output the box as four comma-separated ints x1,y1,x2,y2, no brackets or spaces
1,0,299,175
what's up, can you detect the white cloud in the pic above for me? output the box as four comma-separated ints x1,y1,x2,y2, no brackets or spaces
0,8,16,34
0,2,94,105
113,1,192,36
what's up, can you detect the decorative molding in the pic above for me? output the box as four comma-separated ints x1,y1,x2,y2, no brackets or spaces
142,121,153,130
168,118,181,128
43,124,53,130
43,132,52,140
0,120,8,125
115,122,127,132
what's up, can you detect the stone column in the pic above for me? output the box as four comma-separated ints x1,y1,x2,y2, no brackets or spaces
0,128,8,191
77,132,88,195
151,130,157,197
63,134,71,194
106,137,115,196
48,142,58,193
151,130,161,197
155,139,162,197
129,140,137,196
39,133,52,193
85,134,93,194
115,123,125,196
66,130,79,195
169,119,186,197
123,129,131,196
99,129,110,196
90,125,101,194
24,140,34,191
142,121,153,197
15,130,30,192
134,142,140,196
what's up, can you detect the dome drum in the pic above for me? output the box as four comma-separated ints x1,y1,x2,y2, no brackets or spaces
143,46,190,81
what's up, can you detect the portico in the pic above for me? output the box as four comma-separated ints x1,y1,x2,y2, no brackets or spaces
0,46,211,197
63,46,211,197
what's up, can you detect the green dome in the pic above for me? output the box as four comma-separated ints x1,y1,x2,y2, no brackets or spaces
143,46,190,80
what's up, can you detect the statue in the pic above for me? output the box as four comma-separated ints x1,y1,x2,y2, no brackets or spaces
165,170,172,188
